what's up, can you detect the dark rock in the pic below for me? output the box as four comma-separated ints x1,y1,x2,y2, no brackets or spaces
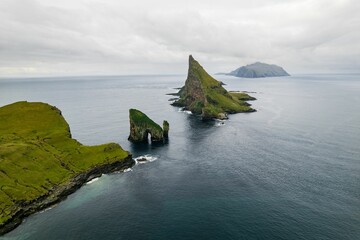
163,120,169,138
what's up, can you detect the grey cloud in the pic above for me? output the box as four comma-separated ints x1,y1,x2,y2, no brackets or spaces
0,0,359,76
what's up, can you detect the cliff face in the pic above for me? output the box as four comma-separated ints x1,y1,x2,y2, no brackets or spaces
0,155,134,235
172,55,256,120
177,56,206,114
163,120,169,138
228,62,290,78
128,109,169,142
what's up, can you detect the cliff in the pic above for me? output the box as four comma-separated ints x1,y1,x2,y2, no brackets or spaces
228,62,290,78
0,101,134,235
128,109,169,142
172,55,256,120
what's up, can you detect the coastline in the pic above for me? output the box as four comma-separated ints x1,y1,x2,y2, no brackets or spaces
0,155,135,236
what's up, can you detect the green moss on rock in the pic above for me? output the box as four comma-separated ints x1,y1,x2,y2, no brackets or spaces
128,109,169,142
163,120,169,138
172,55,256,120
229,91,257,101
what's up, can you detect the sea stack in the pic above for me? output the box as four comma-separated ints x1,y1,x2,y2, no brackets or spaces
128,109,169,142
172,55,256,120
163,120,169,138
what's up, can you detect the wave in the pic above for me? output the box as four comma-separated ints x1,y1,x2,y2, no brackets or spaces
215,122,226,127
123,168,133,172
39,206,55,214
178,107,192,115
86,177,100,184
134,154,158,164
215,119,226,127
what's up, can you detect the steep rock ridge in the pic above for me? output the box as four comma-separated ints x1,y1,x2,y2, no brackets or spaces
0,101,134,235
128,109,169,142
172,55,256,120
228,62,290,78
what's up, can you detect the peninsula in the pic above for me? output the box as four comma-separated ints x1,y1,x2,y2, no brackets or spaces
0,101,134,235
128,109,169,143
172,55,256,120
227,62,290,78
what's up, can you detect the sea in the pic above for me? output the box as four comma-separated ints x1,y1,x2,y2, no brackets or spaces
0,74,359,240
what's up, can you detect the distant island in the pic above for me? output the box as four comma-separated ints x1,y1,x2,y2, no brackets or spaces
226,62,290,78
128,109,169,143
0,102,134,235
172,55,256,120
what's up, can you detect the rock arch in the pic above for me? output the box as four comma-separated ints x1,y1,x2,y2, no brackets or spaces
128,109,169,143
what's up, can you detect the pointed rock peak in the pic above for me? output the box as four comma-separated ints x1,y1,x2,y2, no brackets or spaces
188,55,203,72
189,55,199,69
189,54,194,62
188,55,202,68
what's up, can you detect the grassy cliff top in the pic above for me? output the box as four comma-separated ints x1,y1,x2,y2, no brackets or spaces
0,101,70,139
129,109,163,132
0,101,130,224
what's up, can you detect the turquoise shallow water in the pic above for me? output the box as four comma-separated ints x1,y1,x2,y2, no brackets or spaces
0,74,359,240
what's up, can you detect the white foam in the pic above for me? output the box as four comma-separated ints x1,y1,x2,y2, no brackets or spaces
215,119,226,127
134,154,158,164
178,107,192,115
86,177,100,184
39,206,54,214
123,168,133,172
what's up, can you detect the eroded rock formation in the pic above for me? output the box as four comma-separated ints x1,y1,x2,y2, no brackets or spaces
172,55,256,120
128,109,169,142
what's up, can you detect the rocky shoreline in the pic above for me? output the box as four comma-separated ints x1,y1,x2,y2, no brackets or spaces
0,155,135,236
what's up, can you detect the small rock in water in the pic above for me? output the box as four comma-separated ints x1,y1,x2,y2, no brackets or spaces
218,113,228,120
137,158,147,162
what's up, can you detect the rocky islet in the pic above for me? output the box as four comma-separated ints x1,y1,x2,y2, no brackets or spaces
172,55,256,120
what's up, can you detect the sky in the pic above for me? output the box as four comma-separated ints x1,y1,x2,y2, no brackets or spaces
0,0,359,77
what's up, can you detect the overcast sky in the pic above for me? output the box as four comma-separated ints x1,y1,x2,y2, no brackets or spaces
0,0,359,77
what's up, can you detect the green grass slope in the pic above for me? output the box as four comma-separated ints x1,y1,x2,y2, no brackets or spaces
129,109,163,132
173,56,256,119
0,101,130,225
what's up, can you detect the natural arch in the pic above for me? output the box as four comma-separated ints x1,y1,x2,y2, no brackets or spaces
128,109,169,143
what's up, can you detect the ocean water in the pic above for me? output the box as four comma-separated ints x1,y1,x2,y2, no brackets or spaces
0,74,359,240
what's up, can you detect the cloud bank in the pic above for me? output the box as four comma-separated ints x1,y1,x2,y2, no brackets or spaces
0,0,359,76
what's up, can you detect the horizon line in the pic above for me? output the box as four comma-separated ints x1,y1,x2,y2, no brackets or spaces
0,72,360,80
